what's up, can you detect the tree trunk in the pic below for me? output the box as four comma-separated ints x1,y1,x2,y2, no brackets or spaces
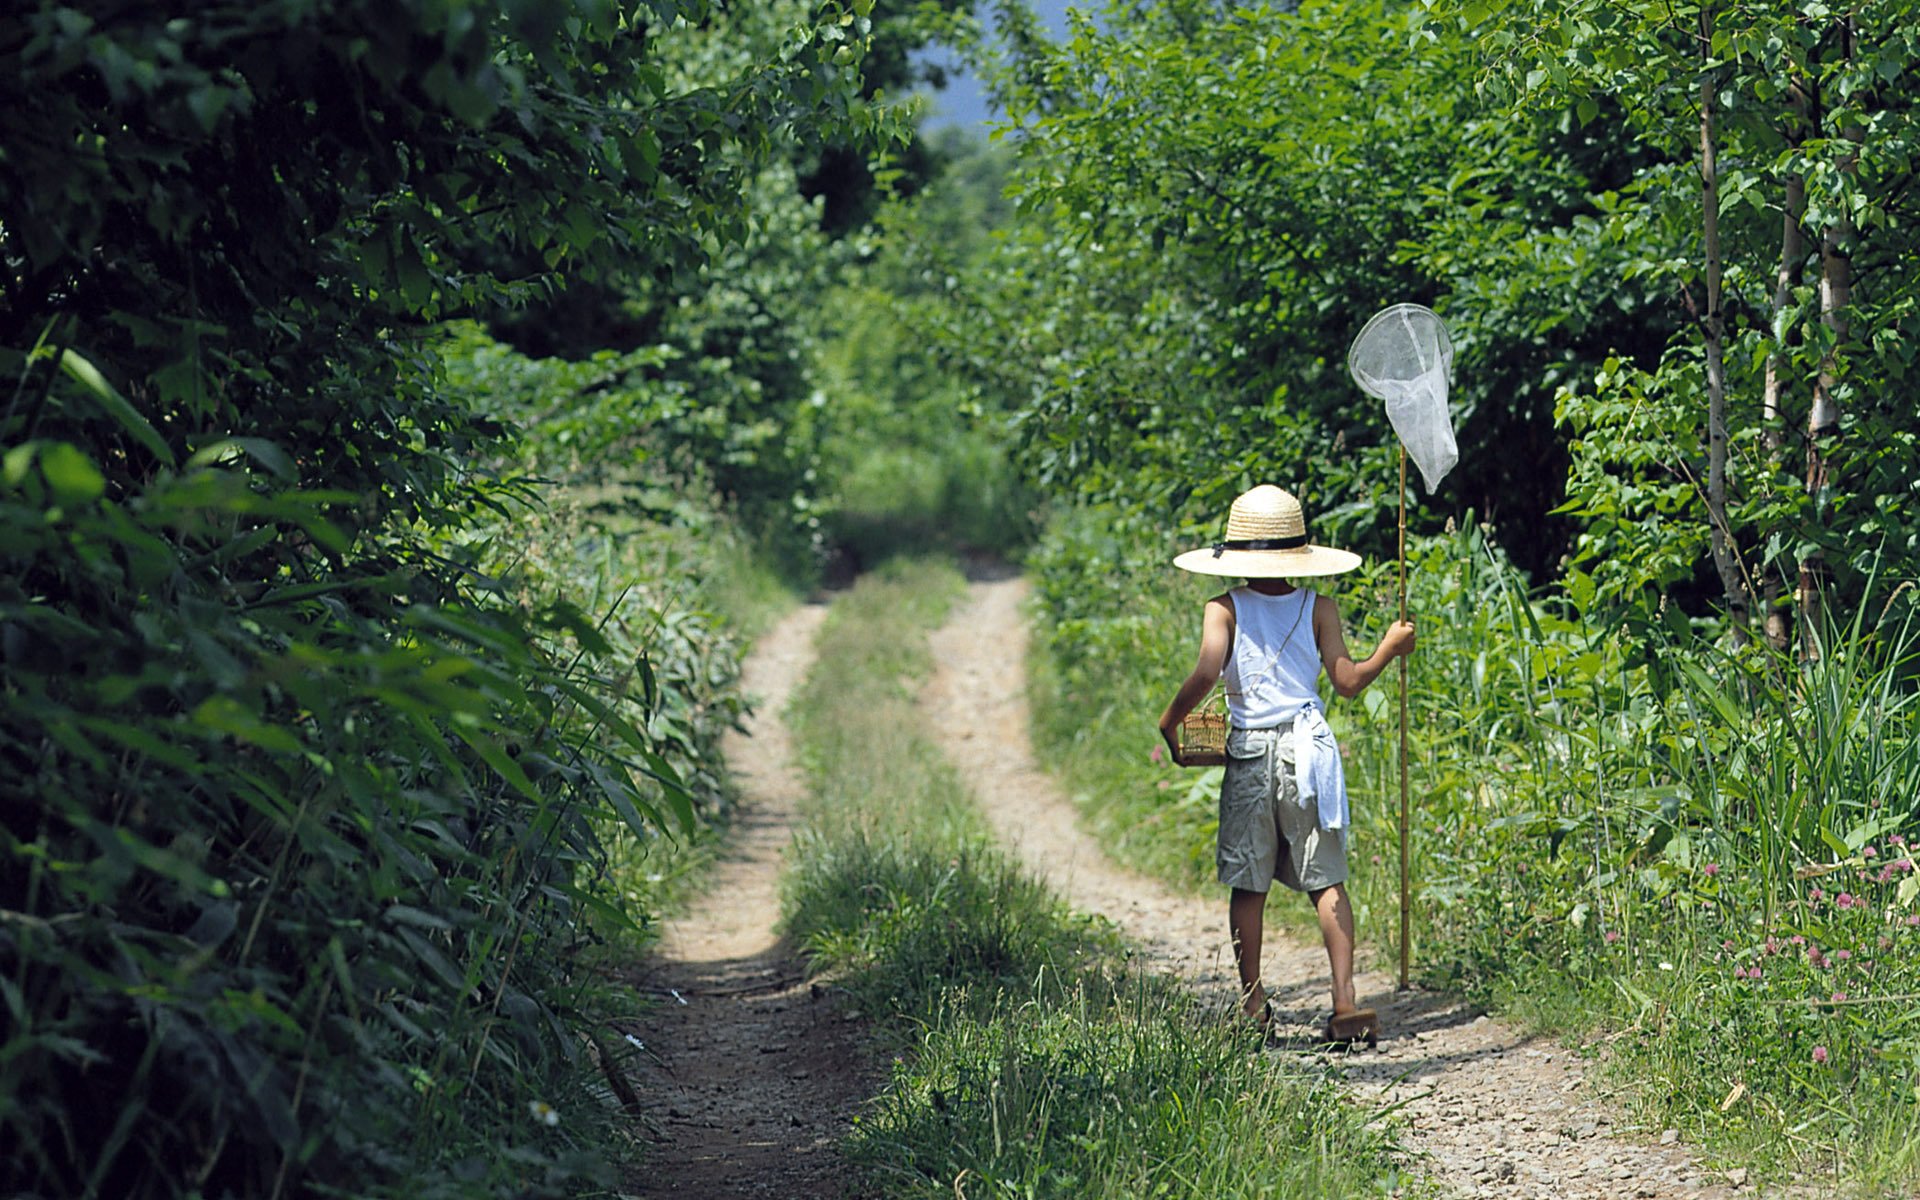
1798,17,1861,661
1700,3,1751,640
1762,112,1808,654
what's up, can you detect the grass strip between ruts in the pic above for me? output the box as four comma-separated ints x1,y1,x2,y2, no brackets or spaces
778,557,1411,1200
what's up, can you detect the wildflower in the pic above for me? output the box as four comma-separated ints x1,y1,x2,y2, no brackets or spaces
1836,893,1856,910
1909,914,1920,927
1604,930,1621,945
1722,939,1736,953
1865,846,1879,858
1732,965,1746,979
1836,948,1851,961
1703,862,1721,877
1811,888,1826,903
1808,946,1824,964
1832,991,1847,1003
1747,966,1763,980
1765,937,1781,955
1812,1046,1830,1065
1150,744,1165,765
1880,935,1894,951
1893,834,1908,847
528,1100,560,1127
1791,934,1808,945
1898,859,1915,872
1877,867,1896,885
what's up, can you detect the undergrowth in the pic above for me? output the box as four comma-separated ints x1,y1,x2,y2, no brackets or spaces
781,557,1409,1199
1027,504,1920,1196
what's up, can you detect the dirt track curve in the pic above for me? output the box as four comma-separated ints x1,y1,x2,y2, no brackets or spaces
923,567,1746,1200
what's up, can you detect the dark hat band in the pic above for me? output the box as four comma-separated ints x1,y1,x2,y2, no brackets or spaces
1211,534,1308,558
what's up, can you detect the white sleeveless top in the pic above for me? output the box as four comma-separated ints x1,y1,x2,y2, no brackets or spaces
1222,586,1322,729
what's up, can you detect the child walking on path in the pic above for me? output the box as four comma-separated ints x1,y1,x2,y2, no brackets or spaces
1157,485,1415,1045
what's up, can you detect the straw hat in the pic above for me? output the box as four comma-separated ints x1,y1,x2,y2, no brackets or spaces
1172,485,1362,578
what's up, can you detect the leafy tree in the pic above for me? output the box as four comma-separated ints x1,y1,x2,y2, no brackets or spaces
960,0,1675,580
0,2,886,1195
1461,0,1920,640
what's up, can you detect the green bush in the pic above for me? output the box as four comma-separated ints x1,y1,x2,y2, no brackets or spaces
0,443,705,1197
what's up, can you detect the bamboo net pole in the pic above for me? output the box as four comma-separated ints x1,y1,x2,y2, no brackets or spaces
1398,446,1411,992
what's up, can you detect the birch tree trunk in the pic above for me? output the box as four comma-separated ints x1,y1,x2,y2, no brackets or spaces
1762,97,1808,654
1700,3,1751,639
1798,16,1861,661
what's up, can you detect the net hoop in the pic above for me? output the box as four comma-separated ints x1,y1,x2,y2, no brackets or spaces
1345,303,1453,400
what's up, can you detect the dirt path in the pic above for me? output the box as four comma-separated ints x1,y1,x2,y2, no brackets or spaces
923,570,1743,1200
624,599,874,1199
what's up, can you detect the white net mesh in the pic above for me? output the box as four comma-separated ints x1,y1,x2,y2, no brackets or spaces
1347,304,1458,493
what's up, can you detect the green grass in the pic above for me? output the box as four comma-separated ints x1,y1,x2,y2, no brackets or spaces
781,557,1410,1199
1025,506,1920,1196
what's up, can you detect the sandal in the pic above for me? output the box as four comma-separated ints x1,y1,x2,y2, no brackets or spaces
1320,1008,1380,1049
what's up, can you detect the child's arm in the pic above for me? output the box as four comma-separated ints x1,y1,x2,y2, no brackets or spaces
1314,594,1415,699
1157,595,1234,763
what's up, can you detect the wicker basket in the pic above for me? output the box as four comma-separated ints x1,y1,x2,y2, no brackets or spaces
1177,698,1229,767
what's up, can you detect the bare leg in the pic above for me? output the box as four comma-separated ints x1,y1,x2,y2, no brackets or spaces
1228,887,1269,1018
1310,883,1358,1014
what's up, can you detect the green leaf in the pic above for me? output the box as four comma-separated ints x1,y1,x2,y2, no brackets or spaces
185,437,297,481
585,758,668,840
192,695,305,754
59,349,176,467
186,84,230,134
394,928,470,994
90,824,231,898
39,441,105,506
450,725,544,805
384,904,456,932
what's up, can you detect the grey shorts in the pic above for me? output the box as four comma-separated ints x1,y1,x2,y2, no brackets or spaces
1217,725,1349,894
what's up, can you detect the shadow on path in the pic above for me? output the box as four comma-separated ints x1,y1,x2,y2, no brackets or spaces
622,601,878,1200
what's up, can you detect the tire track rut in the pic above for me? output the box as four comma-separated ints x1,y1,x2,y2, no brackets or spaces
625,600,875,1199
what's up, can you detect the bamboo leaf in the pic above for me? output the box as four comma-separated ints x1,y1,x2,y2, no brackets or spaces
59,349,176,466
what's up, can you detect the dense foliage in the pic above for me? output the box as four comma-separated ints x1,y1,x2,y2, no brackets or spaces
15,0,1920,1191
0,1,897,1195
957,0,1920,642
955,0,1920,1188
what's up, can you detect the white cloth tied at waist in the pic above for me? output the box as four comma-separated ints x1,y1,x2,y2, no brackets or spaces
1285,698,1348,839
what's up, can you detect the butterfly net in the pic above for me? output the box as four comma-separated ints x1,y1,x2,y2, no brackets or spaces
1347,304,1457,493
